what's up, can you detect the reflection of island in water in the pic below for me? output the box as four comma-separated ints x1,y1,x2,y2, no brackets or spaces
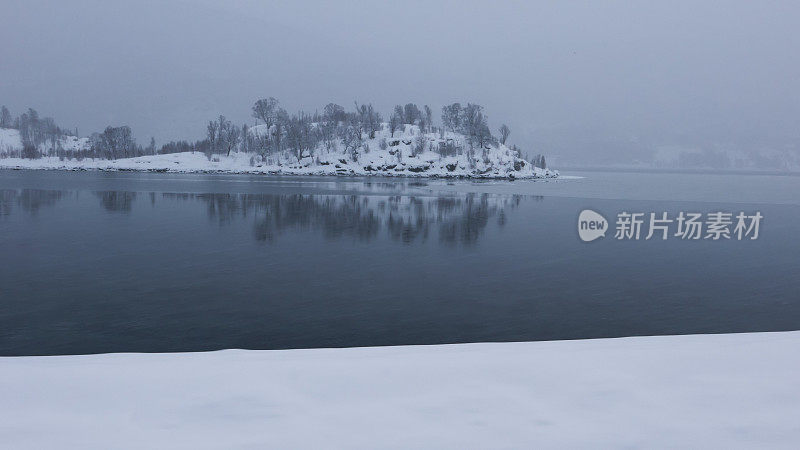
166,192,530,245
2,188,538,245
1,189,68,216
2,189,139,215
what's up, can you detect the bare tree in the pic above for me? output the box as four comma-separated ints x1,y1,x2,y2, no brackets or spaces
220,118,241,156
403,103,421,125
240,125,252,154
412,135,426,157
0,106,11,128
389,105,403,137
286,112,318,162
225,125,241,156
354,102,381,139
323,103,346,124
252,97,280,127
499,124,510,145
207,115,240,156
338,120,361,159
207,120,219,152
92,125,137,159
18,108,41,148
41,117,59,154
319,120,338,152
441,103,462,132
368,105,382,139
272,108,289,155
424,105,433,133
462,103,492,148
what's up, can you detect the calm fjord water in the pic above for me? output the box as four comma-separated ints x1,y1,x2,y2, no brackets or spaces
1,170,799,355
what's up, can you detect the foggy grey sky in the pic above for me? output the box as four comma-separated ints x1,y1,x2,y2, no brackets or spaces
1,0,798,164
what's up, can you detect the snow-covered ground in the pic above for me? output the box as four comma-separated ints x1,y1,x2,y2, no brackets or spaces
0,125,558,179
2,331,798,449
0,127,22,153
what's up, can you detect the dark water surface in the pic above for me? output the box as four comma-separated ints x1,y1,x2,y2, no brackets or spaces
1,170,799,355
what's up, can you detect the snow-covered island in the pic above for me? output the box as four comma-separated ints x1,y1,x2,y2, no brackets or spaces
0,101,557,179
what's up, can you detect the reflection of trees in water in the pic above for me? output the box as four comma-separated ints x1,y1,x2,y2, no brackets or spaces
0,188,536,245
438,195,516,245
1,189,137,215
164,192,526,245
0,189,67,216
254,195,382,242
94,191,137,213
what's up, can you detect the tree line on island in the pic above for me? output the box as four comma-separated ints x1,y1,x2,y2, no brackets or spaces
0,100,546,169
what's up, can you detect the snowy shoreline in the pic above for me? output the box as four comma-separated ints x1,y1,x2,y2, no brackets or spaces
0,151,559,179
1,125,558,179
2,331,798,449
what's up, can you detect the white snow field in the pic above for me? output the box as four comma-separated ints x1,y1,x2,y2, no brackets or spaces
0,125,557,179
0,127,23,153
1,331,798,449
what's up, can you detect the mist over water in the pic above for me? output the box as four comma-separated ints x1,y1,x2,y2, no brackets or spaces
1,1,798,167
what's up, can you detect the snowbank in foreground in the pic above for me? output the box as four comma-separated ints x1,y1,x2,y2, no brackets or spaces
2,331,798,449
